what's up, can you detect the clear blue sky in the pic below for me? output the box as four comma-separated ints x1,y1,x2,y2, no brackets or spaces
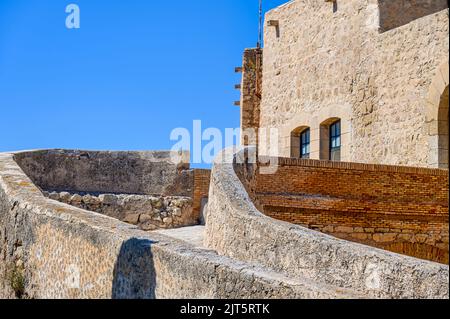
0,0,287,166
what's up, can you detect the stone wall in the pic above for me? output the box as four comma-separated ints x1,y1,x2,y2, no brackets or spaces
44,192,196,231
239,48,263,146
205,147,449,299
260,0,449,168
238,156,449,264
13,149,211,219
1,151,351,299
378,0,449,32
14,149,190,196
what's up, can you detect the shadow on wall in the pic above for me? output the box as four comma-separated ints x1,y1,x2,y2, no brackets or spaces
383,242,449,265
378,0,448,32
112,238,157,299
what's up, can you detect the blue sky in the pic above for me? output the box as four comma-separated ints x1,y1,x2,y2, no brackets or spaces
0,0,287,166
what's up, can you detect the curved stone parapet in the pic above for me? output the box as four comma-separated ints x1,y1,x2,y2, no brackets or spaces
13,149,191,196
204,146,449,299
0,150,359,299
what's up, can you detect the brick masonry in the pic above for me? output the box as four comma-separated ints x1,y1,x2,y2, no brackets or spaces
236,156,449,264
192,169,211,221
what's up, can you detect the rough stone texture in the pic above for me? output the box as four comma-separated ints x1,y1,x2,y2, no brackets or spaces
205,147,449,299
13,149,211,218
1,151,360,299
14,149,190,196
378,0,449,32
240,48,263,146
43,191,196,231
259,0,449,168
155,226,206,249
234,155,449,264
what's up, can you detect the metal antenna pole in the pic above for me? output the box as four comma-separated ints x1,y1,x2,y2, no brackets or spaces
257,0,263,48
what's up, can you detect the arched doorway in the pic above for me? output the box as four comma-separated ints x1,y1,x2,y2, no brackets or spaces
427,61,449,169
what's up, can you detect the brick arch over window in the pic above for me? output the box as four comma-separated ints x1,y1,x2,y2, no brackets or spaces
290,126,310,158
426,61,449,169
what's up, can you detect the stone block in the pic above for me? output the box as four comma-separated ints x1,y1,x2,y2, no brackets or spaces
123,213,140,225
99,194,117,205
373,233,397,243
59,192,71,202
70,194,83,204
335,226,354,233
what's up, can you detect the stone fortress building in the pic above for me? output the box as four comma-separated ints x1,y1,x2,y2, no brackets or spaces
240,0,449,169
0,0,449,299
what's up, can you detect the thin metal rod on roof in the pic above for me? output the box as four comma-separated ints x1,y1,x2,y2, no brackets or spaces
257,0,263,49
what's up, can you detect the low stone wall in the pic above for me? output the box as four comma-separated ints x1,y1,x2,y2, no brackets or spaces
44,192,196,231
205,147,449,299
1,151,357,299
14,149,190,196
13,149,211,222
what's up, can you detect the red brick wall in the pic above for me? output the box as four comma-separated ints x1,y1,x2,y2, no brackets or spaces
193,169,211,217
235,157,449,264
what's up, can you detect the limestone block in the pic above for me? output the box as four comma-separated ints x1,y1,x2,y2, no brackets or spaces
99,194,117,206
335,226,354,233
59,192,71,202
373,233,397,243
70,194,82,204
351,233,369,241
123,213,140,225
48,192,60,201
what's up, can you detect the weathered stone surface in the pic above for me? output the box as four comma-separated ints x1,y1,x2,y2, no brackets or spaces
13,149,190,196
123,214,140,225
45,192,197,231
205,147,449,299
70,194,82,204
0,151,358,299
99,194,117,205
258,0,449,168
373,233,397,243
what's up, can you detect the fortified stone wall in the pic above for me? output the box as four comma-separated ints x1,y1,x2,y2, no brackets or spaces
260,0,449,167
14,149,190,196
239,48,263,146
205,147,449,299
235,155,449,264
14,149,210,218
1,151,341,299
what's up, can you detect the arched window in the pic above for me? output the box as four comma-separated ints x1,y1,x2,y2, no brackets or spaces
320,118,342,162
300,128,311,159
329,120,341,161
290,126,310,158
